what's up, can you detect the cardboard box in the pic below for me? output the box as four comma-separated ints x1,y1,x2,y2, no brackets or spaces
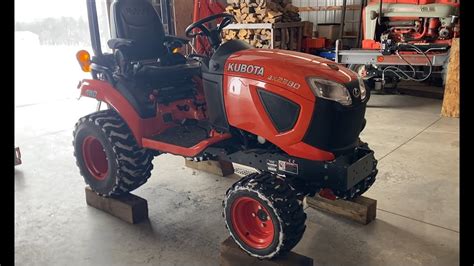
302,21,314,37
317,24,341,41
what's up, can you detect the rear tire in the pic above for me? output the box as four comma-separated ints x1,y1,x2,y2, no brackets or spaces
223,172,306,259
73,110,154,196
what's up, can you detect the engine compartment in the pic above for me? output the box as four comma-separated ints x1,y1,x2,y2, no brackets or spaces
363,2,460,49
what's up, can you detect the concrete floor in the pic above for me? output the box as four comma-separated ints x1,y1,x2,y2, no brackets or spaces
14,94,459,266
15,46,459,266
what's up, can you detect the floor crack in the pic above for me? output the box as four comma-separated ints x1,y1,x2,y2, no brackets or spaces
377,208,459,233
379,117,442,161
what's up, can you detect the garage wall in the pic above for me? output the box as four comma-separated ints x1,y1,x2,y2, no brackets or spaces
156,0,365,46
292,0,363,36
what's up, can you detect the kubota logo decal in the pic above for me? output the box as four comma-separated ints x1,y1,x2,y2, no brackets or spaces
227,63,264,76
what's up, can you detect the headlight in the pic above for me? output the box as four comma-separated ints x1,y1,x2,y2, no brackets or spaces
307,78,352,106
358,77,367,100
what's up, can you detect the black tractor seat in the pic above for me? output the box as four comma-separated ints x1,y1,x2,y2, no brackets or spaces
131,58,201,84
109,0,200,82
106,0,202,119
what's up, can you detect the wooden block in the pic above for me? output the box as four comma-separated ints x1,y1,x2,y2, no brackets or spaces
185,159,235,177
306,195,377,225
220,237,313,266
226,30,237,39
85,187,148,224
267,10,282,18
15,147,22,166
238,29,248,38
245,14,258,23
441,38,460,118
255,7,266,15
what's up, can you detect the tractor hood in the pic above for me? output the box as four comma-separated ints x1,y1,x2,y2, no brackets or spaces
223,49,359,101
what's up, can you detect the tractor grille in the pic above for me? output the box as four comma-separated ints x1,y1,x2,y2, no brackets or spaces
303,97,367,156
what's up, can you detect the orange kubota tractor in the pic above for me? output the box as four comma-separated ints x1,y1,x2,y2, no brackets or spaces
74,0,378,258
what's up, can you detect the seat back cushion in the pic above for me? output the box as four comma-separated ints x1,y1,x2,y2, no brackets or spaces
110,0,167,61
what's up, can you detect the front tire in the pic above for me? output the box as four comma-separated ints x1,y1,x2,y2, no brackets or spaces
223,172,306,259
73,110,154,196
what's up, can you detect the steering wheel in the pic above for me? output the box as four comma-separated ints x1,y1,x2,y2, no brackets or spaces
185,13,235,50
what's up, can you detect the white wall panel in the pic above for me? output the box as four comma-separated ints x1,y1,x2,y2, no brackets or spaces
292,0,363,42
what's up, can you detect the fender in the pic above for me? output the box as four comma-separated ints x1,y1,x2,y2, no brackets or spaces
78,79,159,146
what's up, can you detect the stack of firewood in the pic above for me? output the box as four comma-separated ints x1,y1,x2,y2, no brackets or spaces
223,28,274,48
224,0,301,24
223,0,301,48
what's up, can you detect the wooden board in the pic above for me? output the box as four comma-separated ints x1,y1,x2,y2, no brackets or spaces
185,159,235,177
220,237,313,266
85,187,148,224
173,0,194,37
441,38,460,118
306,195,377,225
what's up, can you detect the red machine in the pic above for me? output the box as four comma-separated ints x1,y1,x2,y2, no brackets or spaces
362,0,460,49
302,37,329,53
336,0,459,91
75,0,378,259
